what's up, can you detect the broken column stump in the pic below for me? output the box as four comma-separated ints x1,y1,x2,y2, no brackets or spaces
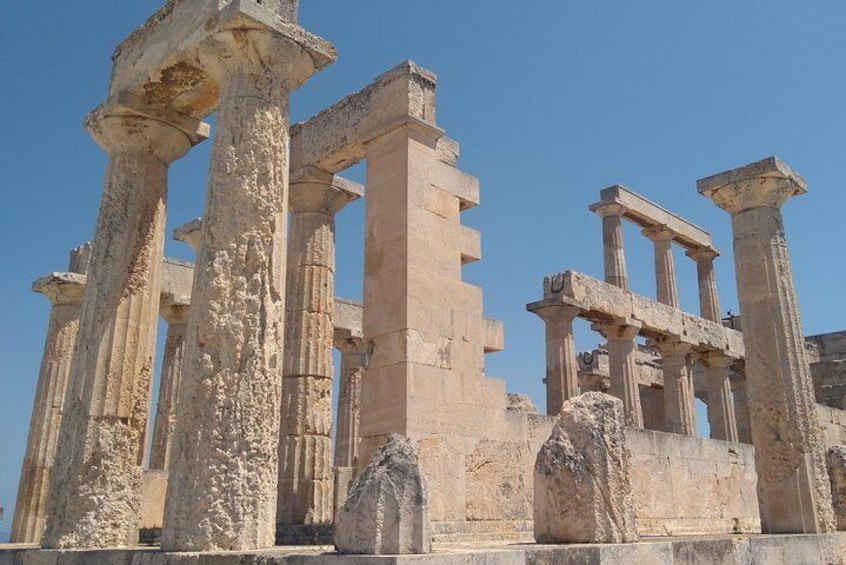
828,446,846,531
534,392,638,544
334,435,431,555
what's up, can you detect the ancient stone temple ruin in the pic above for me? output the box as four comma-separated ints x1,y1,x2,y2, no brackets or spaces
3,1,846,563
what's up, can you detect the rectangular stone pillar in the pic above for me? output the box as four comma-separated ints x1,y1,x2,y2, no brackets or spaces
699,156,835,533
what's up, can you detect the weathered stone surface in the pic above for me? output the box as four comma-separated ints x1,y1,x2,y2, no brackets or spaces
828,446,846,530
335,435,431,555
534,392,638,544
465,440,532,521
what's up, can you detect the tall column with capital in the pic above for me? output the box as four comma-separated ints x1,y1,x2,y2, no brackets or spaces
11,248,88,544
698,353,738,442
43,103,205,549
655,339,696,436
699,156,835,533
147,296,189,472
595,320,643,427
529,304,581,415
333,336,367,469
643,226,679,308
278,169,361,527
162,24,335,551
593,204,629,290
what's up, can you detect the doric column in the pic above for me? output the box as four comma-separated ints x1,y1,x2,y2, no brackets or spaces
11,250,87,544
699,156,835,533
594,320,643,427
162,27,334,552
643,226,679,308
43,102,204,549
594,204,629,290
654,339,696,436
531,304,581,416
147,296,189,472
278,168,361,527
687,247,721,323
333,336,368,469
731,374,752,444
698,353,738,442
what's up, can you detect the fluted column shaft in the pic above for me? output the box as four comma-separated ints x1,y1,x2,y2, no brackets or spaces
163,29,331,552
596,321,643,427
596,204,629,290
731,376,752,444
688,248,721,323
534,305,581,415
700,354,738,442
657,340,696,436
334,337,367,469
278,173,358,527
148,302,189,472
43,108,196,549
700,158,835,533
11,272,86,544
644,226,679,308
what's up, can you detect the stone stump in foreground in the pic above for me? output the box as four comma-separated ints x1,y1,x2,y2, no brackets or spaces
334,435,431,555
828,446,846,531
534,392,638,544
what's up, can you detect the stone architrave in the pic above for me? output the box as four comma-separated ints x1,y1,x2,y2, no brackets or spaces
11,249,88,544
698,156,836,533
643,225,679,308
530,303,581,416
147,295,189,472
42,102,205,550
534,392,638,544
827,446,846,531
334,336,367,469
594,320,643,428
335,435,431,555
162,25,335,552
278,169,361,527
593,203,629,290
655,339,696,436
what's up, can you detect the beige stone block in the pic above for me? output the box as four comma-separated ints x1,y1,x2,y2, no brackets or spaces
465,440,533,521
139,471,167,531
484,318,506,353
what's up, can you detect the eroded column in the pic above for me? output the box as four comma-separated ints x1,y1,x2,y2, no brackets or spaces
334,336,367,469
643,226,679,308
656,339,696,436
148,296,189,472
278,169,360,527
699,156,835,533
595,204,629,290
162,28,334,552
43,104,202,549
595,320,643,427
532,304,581,415
11,250,87,544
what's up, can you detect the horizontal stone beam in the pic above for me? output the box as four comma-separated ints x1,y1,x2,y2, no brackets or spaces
589,185,714,252
334,297,364,340
110,0,334,119
484,318,505,353
161,258,194,304
529,270,744,358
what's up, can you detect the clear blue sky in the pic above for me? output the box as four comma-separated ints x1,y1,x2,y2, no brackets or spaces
2,2,845,534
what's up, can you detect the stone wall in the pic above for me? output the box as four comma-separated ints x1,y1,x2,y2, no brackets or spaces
817,403,846,447
627,429,760,536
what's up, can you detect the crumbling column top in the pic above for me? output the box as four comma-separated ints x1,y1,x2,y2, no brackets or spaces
685,246,721,262
289,167,364,214
32,273,87,305
173,218,203,253
697,156,807,213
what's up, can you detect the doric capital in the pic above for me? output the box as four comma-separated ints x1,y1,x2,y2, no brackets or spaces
697,156,807,214
531,303,581,325
653,337,694,357
592,318,641,341
334,336,369,358
32,273,87,306
697,351,734,369
685,246,720,263
85,93,209,163
641,225,674,243
289,167,363,215
591,202,627,219
174,218,204,254
159,293,190,326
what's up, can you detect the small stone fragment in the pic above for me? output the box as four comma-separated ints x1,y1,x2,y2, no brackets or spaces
828,446,846,531
534,392,638,544
334,434,431,554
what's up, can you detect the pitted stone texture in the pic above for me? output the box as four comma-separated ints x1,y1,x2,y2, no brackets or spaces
534,392,638,544
829,446,846,530
335,435,431,555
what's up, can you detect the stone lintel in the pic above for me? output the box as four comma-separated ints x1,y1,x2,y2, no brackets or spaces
697,156,808,199
161,258,194,302
291,61,439,174
589,184,714,252
110,0,336,119
539,270,745,357
483,318,505,353
335,297,364,338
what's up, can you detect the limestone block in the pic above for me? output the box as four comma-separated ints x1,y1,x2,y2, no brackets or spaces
139,471,167,531
534,392,638,544
828,446,846,530
334,435,431,555
465,440,532,521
